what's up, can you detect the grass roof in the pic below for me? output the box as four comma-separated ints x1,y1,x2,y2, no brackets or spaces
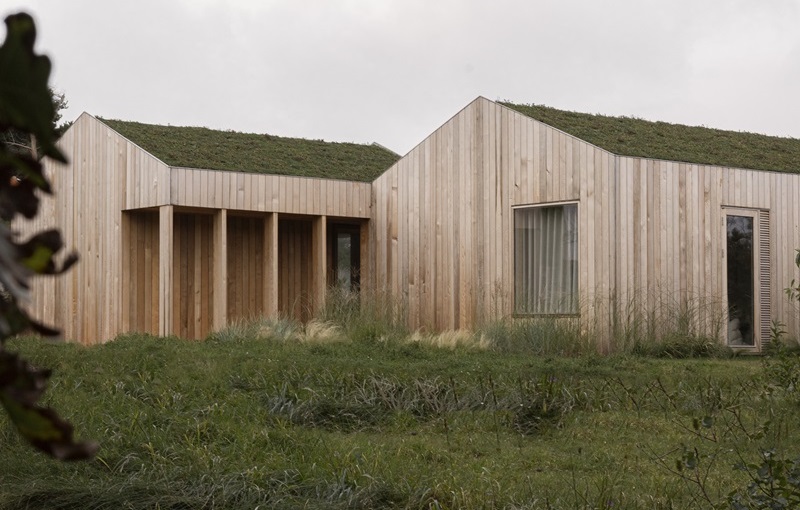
502,102,800,174
100,119,400,182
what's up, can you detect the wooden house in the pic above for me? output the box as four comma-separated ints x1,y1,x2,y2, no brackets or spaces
18,98,800,352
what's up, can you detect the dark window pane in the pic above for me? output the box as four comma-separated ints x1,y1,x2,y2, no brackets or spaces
726,215,754,346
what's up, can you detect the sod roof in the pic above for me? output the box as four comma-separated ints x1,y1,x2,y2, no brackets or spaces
100,119,400,182
502,102,800,174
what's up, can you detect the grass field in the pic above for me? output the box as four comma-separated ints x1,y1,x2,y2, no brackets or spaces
1,329,799,509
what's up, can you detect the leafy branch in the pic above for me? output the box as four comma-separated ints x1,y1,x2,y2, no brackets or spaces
0,12,97,460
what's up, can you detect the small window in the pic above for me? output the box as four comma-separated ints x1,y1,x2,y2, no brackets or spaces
514,204,578,315
330,227,360,292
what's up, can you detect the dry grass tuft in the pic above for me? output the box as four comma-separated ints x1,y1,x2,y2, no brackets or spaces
405,329,491,350
298,319,343,343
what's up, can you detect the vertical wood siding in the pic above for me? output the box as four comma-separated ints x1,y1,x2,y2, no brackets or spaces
172,213,215,339
369,97,800,347
227,215,265,321
121,211,160,335
16,101,800,347
170,170,371,218
370,98,611,332
17,113,149,343
278,219,313,321
16,113,368,343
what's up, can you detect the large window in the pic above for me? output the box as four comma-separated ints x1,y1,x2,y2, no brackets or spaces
514,203,578,315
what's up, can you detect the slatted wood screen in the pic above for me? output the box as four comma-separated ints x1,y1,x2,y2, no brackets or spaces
759,210,772,348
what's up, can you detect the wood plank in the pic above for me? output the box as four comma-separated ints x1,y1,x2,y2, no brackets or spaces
265,213,278,316
158,205,173,336
213,209,227,331
311,215,327,315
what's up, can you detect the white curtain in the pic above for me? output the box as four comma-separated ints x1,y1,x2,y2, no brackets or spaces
514,204,578,314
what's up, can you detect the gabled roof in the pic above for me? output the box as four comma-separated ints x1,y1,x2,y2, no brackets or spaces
502,102,800,174
100,119,401,182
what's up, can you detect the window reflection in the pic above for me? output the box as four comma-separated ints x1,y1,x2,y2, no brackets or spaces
726,215,754,346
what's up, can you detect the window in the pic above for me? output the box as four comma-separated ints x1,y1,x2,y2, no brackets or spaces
329,226,361,292
726,214,755,346
514,203,578,315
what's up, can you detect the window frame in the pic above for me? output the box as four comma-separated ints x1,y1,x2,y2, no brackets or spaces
721,206,770,353
512,201,580,318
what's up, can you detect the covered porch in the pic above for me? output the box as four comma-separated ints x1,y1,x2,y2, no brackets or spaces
121,206,369,339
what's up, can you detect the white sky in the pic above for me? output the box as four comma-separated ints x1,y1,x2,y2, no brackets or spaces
4,0,800,155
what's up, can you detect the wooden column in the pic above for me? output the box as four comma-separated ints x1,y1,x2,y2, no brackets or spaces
121,212,131,333
311,215,327,315
158,205,173,336
213,208,228,331
264,212,279,317
359,220,370,292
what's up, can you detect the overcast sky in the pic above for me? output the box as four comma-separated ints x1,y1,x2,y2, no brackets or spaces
4,0,800,155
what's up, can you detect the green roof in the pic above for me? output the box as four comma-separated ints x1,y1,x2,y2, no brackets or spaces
502,102,800,174
100,119,400,182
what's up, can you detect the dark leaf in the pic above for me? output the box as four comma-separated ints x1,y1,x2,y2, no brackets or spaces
18,229,78,275
0,12,95,461
0,13,65,163
0,350,99,460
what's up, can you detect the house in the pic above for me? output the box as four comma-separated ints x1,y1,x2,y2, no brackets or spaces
18,97,800,352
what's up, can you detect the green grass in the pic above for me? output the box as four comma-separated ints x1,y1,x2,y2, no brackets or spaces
503,102,800,174
100,119,400,181
2,332,799,509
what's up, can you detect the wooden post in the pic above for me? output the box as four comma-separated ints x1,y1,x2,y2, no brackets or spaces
359,220,370,292
311,215,327,315
264,212,279,317
121,212,131,333
213,208,228,331
158,205,173,336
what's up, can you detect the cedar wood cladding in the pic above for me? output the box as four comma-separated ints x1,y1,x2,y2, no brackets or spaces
19,99,800,347
24,113,371,343
371,97,800,351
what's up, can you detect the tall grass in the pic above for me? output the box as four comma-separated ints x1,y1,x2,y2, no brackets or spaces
1,334,790,509
208,316,345,344
318,286,408,343
480,316,590,356
242,287,732,358
474,289,730,357
214,287,733,358
207,316,298,342
608,289,729,357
